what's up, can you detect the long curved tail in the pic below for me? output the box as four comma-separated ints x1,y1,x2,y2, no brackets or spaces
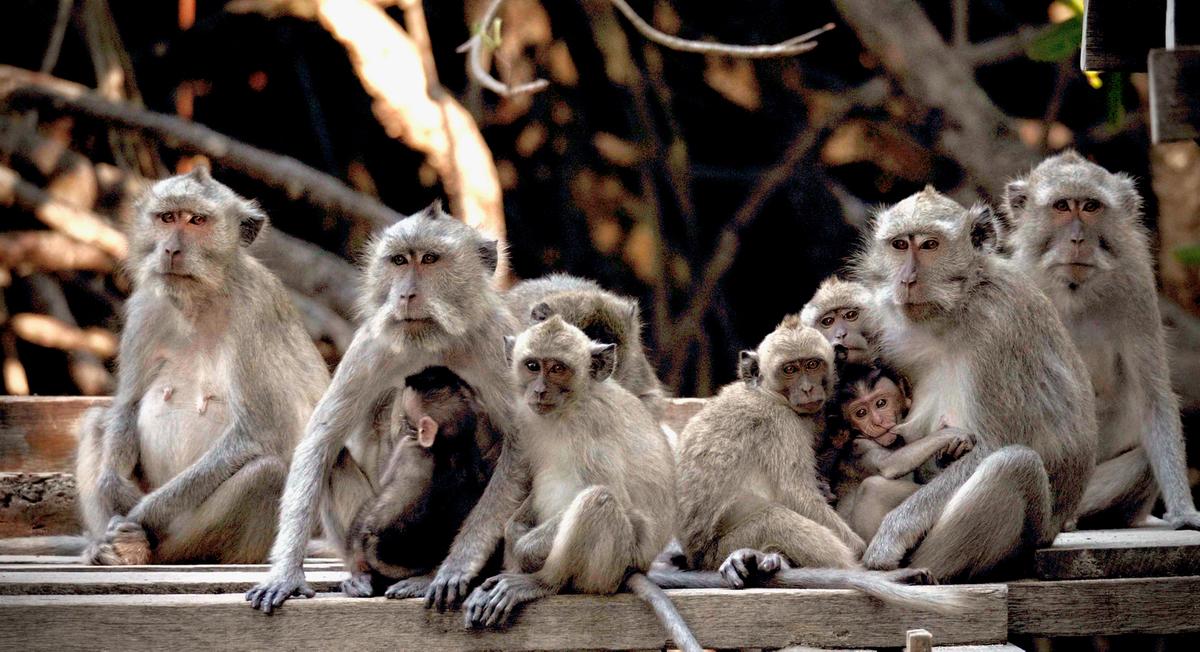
624,572,702,652
766,568,974,615
0,535,89,556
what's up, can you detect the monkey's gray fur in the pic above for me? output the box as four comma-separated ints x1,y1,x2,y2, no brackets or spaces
507,274,666,417
852,187,1097,581
1002,151,1200,530
246,200,520,613
75,165,329,565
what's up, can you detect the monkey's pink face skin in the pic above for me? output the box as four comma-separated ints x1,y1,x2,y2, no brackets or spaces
774,358,828,414
816,307,869,364
519,357,575,415
383,250,445,325
843,377,907,446
148,210,214,281
1040,197,1110,288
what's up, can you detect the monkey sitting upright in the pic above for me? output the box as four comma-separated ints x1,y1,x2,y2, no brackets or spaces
74,165,329,565
341,366,501,599
829,362,975,541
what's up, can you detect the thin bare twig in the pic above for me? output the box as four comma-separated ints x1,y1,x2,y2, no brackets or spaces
40,0,74,74
461,0,834,97
951,0,968,49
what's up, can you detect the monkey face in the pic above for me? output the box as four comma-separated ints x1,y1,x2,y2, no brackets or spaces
518,357,576,414
843,376,909,445
771,357,830,414
816,307,869,364
363,202,500,344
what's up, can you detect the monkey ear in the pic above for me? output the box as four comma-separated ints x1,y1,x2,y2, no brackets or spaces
969,205,998,254
238,200,269,246
530,302,553,322
187,162,212,183
478,240,499,274
503,336,516,364
1002,180,1028,219
416,416,439,448
737,350,760,383
424,199,445,218
1115,173,1143,216
589,342,617,381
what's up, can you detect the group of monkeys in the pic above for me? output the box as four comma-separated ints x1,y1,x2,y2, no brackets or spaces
69,151,1198,647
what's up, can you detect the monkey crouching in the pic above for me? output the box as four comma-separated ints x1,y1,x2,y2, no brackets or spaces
341,367,501,598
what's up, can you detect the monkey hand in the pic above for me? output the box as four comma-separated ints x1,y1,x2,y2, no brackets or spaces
341,573,376,598
425,564,475,611
462,573,546,628
385,575,434,600
101,517,152,565
1165,509,1200,531
245,568,315,614
861,536,905,571
937,429,975,464
718,548,789,589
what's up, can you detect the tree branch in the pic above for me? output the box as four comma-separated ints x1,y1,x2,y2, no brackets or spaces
0,164,127,259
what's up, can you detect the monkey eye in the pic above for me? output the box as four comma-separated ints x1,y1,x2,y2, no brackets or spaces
876,398,887,408
819,316,835,328
782,363,798,375
188,214,208,226
919,239,939,251
891,239,908,251
157,212,175,224
855,408,868,419
1081,199,1101,213
524,360,540,372
391,254,408,266
1052,199,1071,212
421,252,440,264
550,362,567,374
804,359,820,371
844,309,859,321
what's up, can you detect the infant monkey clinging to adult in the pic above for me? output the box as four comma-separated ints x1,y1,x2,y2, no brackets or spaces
829,362,975,541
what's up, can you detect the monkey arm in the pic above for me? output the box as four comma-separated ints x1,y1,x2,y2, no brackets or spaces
1141,365,1199,526
93,401,146,519
874,431,962,480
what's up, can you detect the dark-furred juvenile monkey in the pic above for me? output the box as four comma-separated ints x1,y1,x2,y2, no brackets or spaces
507,273,665,417
246,201,520,613
1003,152,1200,530
830,363,974,540
75,166,329,565
341,366,501,598
853,187,1097,581
461,316,699,652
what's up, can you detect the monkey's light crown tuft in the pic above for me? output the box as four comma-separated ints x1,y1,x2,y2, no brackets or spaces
800,276,869,327
758,321,833,368
513,314,592,373
874,188,966,241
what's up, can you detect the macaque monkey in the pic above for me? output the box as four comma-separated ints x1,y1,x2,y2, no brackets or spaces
74,166,329,565
246,201,520,613
1002,152,1200,530
668,318,968,613
830,363,975,540
341,367,501,598
853,187,1096,581
801,276,874,365
460,316,699,652
508,274,665,417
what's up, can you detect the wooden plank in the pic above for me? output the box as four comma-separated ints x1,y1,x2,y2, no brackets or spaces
0,472,78,537
935,646,1025,652
1036,528,1200,579
1149,47,1200,144
1008,576,1200,637
0,559,343,572
0,586,1007,651
0,556,80,565
0,396,108,473
0,570,350,595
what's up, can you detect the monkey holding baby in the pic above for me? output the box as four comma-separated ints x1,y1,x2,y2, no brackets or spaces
75,166,329,565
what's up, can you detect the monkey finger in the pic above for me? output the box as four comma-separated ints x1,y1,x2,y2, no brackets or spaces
760,552,783,574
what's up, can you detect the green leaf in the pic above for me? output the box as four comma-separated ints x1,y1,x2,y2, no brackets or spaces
1175,244,1200,267
1025,15,1083,62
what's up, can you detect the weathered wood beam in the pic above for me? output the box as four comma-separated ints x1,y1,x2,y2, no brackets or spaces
0,396,108,473
1007,575,1200,636
0,585,1007,650
1035,528,1200,580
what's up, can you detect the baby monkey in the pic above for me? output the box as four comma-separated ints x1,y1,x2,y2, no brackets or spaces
341,367,500,599
829,363,974,540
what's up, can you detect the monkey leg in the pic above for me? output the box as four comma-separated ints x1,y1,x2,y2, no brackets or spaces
1075,447,1158,529
319,447,376,559
908,446,1052,582
153,457,289,563
846,476,921,541
715,503,859,572
539,485,640,594
384,572,436,599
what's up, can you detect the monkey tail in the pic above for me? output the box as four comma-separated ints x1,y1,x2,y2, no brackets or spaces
767,568,975,615
624,572,703,652
0,535,89,556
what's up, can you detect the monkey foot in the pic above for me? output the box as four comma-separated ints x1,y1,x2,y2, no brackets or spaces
718,548,789,589
463,573,551,628
881,567,937,585
385,574,434,600
341,574,376,598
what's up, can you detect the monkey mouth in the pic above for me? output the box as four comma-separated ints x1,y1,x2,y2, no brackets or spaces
792,399,824,414
872,427,899,446
530,402,558,415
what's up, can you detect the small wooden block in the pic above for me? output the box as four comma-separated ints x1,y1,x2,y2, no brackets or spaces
0,586,1008,650
1035,528,1200,579
1008,575,1200,636
906,628,933,652
1149,46,1200,143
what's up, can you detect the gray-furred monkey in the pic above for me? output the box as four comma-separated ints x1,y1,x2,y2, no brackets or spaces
854,187,1097,581
462,316,698,650
1002,151,1200,530
246,201,520,613
507,273,666,418
75,166,329,564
